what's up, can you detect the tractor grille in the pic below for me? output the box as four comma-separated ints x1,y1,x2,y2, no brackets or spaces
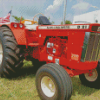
81,32,100,62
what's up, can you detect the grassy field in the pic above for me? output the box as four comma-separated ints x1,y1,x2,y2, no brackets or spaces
0,60,100,100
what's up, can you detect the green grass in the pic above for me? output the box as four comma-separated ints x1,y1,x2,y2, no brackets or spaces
0,60,100,100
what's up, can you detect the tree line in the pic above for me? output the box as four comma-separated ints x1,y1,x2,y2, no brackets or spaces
12,15,72,24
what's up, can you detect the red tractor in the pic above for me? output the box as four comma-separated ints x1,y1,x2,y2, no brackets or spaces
0,14,100,100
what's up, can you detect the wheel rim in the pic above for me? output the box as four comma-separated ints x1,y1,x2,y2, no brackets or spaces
84,69,98,82
41,76,56,97
0,41,3,65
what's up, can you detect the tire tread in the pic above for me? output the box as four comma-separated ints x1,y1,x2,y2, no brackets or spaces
0,27,24,78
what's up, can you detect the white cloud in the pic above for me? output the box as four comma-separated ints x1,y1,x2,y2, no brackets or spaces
44,0,64,25
45,0,63,13
91,6,98,9
72,2,91,12
72,1,98,15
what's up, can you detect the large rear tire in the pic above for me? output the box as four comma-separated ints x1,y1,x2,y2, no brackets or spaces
79,61,100,89
0,27,24,78
36,63,72,100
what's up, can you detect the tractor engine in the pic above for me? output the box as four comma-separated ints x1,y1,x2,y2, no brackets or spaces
46,37,68,57
32,37,68,64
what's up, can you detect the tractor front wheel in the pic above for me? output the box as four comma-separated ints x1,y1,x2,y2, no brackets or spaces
36,63,72,100
79,61,100,89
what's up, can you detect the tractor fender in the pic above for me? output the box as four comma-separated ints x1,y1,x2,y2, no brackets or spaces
0,23,27,45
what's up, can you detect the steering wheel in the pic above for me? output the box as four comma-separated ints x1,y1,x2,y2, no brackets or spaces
33,13,44,21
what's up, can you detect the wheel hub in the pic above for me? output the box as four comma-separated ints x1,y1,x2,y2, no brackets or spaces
41,76,56,97
85,69,98,82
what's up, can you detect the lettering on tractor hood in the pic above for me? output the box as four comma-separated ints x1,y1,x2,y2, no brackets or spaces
38,25,89,30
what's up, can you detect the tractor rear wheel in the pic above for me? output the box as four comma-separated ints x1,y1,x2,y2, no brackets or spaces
79,61,100,89
36,63,72,100
0,27,24,78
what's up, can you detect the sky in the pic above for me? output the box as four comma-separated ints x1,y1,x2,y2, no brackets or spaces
0,0,100,25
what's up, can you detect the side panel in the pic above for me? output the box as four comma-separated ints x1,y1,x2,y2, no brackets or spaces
11,28,27,45
25,29,39,44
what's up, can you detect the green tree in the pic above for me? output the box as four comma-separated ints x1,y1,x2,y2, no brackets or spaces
12,15,25,22
61,20,72,24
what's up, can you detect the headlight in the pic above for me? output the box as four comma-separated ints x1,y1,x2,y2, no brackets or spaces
19,24,23,28
14,24,17,28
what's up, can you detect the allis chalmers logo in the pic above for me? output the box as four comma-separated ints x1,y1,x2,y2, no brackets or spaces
71,53,79,61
